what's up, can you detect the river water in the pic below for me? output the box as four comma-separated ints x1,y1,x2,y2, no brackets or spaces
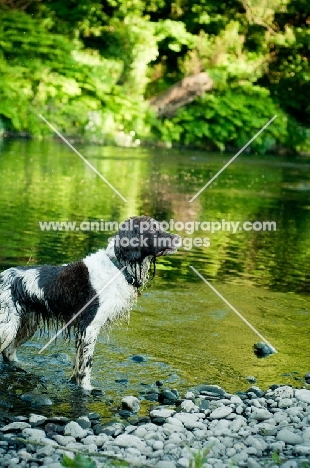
0,139,309,419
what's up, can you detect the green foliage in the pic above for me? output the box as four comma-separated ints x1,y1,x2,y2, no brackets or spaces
61,453,129,468
188,445,214,468
154,85,289,153
0,0,309,152
0,9,152,139
271,450,285,465
62,453,97,468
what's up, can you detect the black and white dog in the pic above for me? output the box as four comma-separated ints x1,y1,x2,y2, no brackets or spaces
0,216,180,389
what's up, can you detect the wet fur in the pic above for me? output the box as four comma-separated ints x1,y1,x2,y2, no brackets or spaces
0,216,180,389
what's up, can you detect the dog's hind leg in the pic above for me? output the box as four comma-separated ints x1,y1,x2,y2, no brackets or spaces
0,304,21,362
71,324,101,390
2,313,38,363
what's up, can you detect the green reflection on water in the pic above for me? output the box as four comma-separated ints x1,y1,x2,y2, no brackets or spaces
0,139,310,417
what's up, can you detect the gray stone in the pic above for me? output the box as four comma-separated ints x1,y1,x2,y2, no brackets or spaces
52,435,76,446
113,434,146,451
256,422,277,436
153,440,164,450
231,395,243,404
82,435,108,447
173,413,205,430
76,416,91,429
210,406,232,419
64,421,88,439
276,428,303,445
249,409,272,421
247,459,261,468
21,428,47,442
121,396,140,413
8,458,19,466
177,457,189,468
281,461,298,468
293,445,310,455
29,414,47,427
166,417,184,427
196,384,225,396
18,450,32,461
155,461,175,468
245,376,257,383
37,444,55,456
247,386,264,397
88,412,101,420
295,389,310,404
180,400,199,413
134,426,147,438
267,386,294,399
278,398,293,408
150,409,175,419
32,395,53,407
0,422,30,432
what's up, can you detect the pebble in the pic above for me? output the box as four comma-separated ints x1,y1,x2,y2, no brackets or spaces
277,428,303,445
121,395,140,413
250,409,273,421
1,383,310,467
63,421,88,439
29,414,47,427
210,406,232,419
295,389,310,404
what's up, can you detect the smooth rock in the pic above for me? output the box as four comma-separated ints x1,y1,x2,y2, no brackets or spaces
131,355,146,362
21,428,46,442
37,444,54,456
250,409,272,421
295,389,310,404
247,386,264,397
276,428,303,445
173,413,205,429
278,398,293,408
180,400,199,413
114,434,146,451
122,396,140,413
29,414,47,427
32,395,53,407
156,461,175,468
196,384,225,396
64,421,88,439
150,409,175,419
53,435,76,446
267,386,294,399
210,406,232,419
0,422,30,431
76,416,91,429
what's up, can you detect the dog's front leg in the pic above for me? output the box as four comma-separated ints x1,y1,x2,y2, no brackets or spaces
71,325,100,390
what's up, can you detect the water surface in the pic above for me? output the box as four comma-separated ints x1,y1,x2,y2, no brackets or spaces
0,139,310,418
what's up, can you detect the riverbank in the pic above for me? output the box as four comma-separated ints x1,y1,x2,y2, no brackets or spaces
1,382,310,468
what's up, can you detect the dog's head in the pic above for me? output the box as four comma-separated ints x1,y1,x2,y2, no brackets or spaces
113,216,181,286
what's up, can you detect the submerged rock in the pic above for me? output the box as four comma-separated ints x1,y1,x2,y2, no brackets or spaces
253,342,274,357
130,355,147,363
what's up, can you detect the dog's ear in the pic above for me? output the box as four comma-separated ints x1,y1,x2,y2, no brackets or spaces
114,222,143,265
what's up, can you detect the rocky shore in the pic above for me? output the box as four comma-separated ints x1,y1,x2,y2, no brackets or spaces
1,382,310,468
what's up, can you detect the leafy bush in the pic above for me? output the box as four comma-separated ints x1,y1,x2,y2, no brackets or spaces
154,84,289,153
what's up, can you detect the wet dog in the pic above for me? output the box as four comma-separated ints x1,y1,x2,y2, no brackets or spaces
0,216,180,389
